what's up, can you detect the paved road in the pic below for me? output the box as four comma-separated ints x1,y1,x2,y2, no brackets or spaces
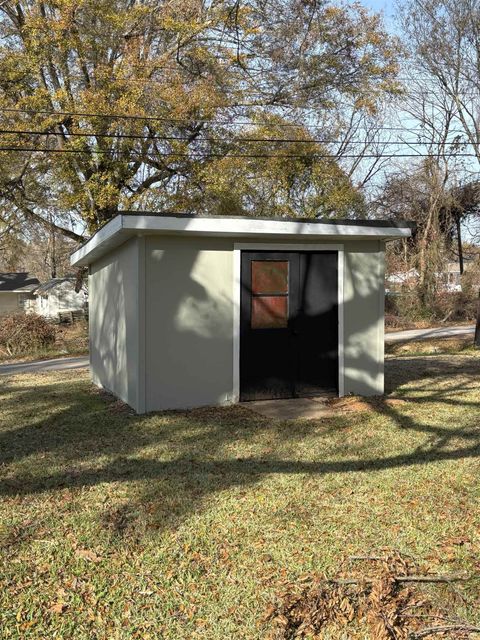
0,355,89,376
0,324,475,376
385,324,475,343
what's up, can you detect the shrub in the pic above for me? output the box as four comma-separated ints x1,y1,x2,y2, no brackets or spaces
386,289,478,326
430,290,477,322
0,313,56,357
386,291,431,324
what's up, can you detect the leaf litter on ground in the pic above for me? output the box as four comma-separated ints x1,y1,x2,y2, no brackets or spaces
265,552,480,639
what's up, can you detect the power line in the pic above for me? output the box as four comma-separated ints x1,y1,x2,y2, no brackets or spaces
0,146,478,159
0,127,477,146
0,107,471,136
1,106,320,126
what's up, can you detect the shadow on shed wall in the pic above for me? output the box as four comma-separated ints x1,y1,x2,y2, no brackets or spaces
90,238,139,408
145,236,234,411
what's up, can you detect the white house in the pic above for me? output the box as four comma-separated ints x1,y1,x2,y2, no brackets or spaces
387,261,478,293
0,272,40,316
28,277,88,319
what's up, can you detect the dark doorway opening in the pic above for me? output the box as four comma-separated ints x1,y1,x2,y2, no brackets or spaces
240,251,339,401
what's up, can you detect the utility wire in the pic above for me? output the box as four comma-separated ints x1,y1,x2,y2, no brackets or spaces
0,146,477,159
0,127,476,145
0,107,472,136
0,106,311,125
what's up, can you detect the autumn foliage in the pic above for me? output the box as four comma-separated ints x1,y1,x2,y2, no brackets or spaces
0,0,401,237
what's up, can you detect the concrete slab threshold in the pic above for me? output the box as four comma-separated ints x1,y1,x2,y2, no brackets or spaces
243,396,335,420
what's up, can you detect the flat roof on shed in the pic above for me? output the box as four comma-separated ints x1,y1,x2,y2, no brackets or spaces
71,213,414,267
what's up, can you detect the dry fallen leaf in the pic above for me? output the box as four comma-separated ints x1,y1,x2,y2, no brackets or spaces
75,548,103,563
448,536,470,546
49,602,66,614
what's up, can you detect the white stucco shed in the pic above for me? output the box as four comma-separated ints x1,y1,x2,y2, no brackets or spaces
71,213,413,413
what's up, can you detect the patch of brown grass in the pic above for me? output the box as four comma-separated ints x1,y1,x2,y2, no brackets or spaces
386,337,474,356
326,396,373,413
53,319,89,356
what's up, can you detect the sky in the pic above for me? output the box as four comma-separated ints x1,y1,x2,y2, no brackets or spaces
363,0,392,12
362,0,399,34
363,0,395,20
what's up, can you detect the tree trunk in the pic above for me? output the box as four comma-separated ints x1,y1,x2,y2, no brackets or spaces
456,215,464,275
417,202,437,306
474,289,480,348
88,206,119,234
50,215,57,278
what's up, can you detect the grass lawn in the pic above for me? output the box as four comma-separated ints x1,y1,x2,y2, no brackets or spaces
385,335,476,357
1,352,480,638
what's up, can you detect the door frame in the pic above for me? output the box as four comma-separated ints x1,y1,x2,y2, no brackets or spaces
232,243,344,402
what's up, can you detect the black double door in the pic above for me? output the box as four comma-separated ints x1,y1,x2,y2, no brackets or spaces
240,251,338,401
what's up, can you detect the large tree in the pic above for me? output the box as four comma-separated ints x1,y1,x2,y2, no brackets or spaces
401,0,480,165
379,158,480,305
397,0,480,283
0,0,401,240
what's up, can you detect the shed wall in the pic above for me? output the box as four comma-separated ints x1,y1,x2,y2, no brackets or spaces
89,238,140,408
142,236,385,411
145,236,234,411
343,240,384,395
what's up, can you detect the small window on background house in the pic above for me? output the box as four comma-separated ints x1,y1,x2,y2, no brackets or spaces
251,261,289,329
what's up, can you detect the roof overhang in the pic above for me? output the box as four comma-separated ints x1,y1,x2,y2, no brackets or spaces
71,214,414,268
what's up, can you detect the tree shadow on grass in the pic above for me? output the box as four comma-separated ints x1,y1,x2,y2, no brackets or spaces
0,353,479,534
385,354,480,395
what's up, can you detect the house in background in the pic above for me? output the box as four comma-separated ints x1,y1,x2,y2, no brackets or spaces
387,259,480,293
0,272,40,316
27,277,88,319
441,261,472,292
386,268,418,292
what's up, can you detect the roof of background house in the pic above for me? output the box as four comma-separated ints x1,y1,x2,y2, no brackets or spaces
35,277,76,295
0,272,40,292
71,212,415,267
